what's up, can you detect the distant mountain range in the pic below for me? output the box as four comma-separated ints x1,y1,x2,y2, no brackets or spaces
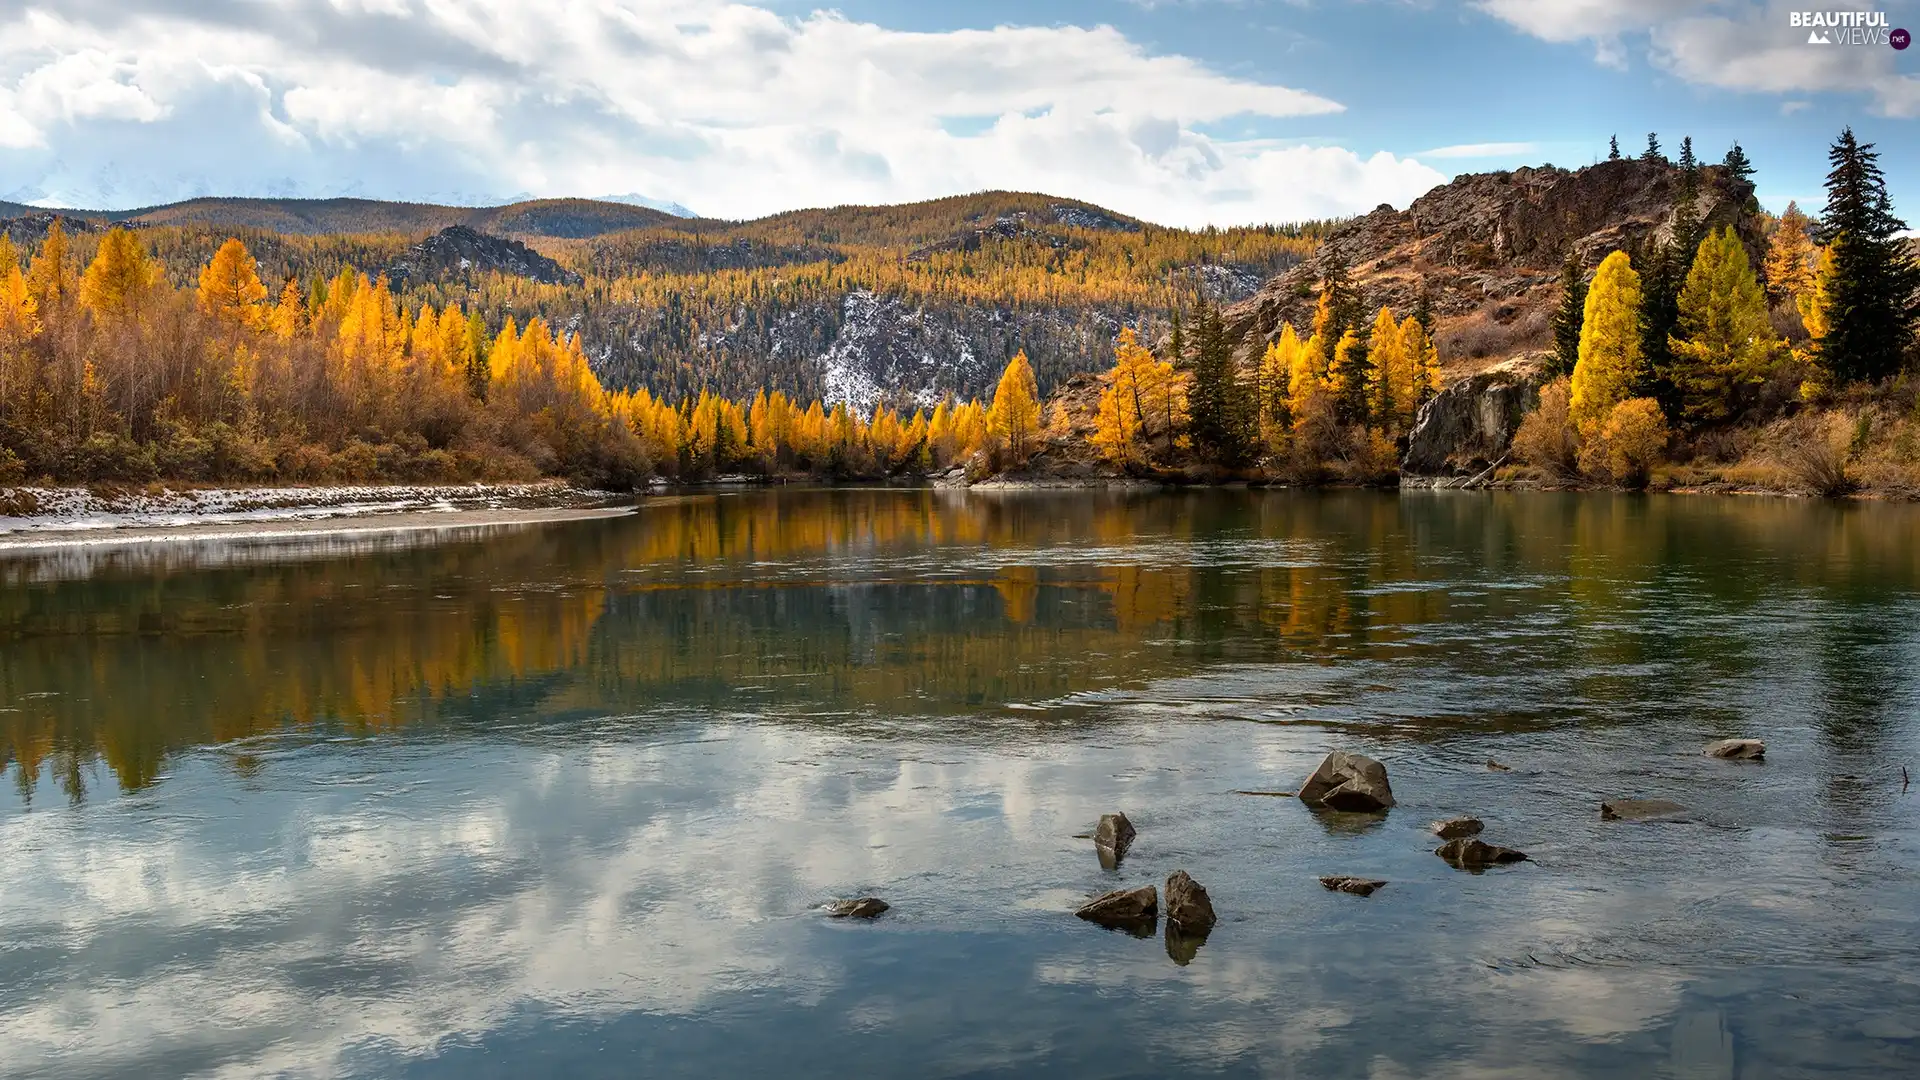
0,196,690,239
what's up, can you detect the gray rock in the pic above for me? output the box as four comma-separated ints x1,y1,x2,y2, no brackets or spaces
1299,751,1396,812
1076,885,1158,930
1431,816,1485,839
826,897,889,919
1436,837,1528,868
1320,876,1389,897
1601,798,1687,821
1704,739,1765,761
1164,871,1217,932
1402,356,1549,476
1094,812,1136,869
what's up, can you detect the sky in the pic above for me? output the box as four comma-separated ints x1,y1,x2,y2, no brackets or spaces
0,0,1916,227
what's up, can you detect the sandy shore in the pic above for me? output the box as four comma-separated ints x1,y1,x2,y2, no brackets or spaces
0,505,634,552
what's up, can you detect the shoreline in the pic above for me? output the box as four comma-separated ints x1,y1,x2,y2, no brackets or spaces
0,505,636,552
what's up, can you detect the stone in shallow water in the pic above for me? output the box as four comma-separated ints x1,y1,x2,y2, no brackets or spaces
1164,871,1216,931
1094,812,1136,869
1076,885,1158,931
1298,751,1396,812
1704,739,1765,760
826,897,890,919
1601,798,1687,821
1431,816,1484,839
1436,837,1528,868
1320,876,1389,897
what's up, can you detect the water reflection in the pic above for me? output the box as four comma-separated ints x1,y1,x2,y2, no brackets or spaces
2,489,1919,1078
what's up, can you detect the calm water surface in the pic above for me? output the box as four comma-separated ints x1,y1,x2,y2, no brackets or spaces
3,489,1919,1079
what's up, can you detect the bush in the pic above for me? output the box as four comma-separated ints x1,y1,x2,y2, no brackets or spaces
1512,377,1578,477
1600,398,1669,489
0,446,23,485
1777,414,1856,497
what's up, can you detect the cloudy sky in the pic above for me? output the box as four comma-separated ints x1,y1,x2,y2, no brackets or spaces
0,0,1916,226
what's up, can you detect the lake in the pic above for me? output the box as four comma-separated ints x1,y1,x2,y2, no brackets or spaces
3,488,1918,1079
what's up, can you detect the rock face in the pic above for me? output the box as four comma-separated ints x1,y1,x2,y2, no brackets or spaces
1095,812,1136,869
386,225,584,288
1076,886,1158,930
1704,739,1766,760
1401,354,1550,476
1431,816,1485,840
1320,876,1388,897
1299,751,1396,812
1602,798,1687,821
1164,871,1217,932
1436,838,1528,868
826,897,889,919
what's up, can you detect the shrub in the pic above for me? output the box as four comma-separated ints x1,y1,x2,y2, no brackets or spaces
1777,414,1856,497
1512,377,1577,477
1600,398,1669,488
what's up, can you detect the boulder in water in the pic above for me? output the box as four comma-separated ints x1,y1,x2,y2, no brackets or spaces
1704,739,1765,761
1094,812,1136,869
1601,798,1686,821
1320,876,1389,897
1076,886,1158,931
1436,837,1528,869
826,897,890,919
1431,816,1484,839
1298,751,1396,812
1164,871,1217,932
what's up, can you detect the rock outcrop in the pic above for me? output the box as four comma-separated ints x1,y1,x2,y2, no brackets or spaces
826,897,890,919
1601,798,1687,821
1298,751,1396,812
1402,354,1550,476
1436,837,1528,869
1320,876,1388,897
386,224,583,288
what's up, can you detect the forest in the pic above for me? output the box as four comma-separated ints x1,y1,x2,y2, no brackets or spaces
0,132,1915,493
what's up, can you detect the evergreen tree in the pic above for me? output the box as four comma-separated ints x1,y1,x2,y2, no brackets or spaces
1677,136,1697,173
1609,135,1621,161
1550,248,1588,379
1188,301,1251,463
1412,289,1434,335
1642,133,1664,164
1722,142,1757,211
1572,250,1644,435
1813,127,1920,383
1668,226,1779,426
1167,306,1186,369
1636,237,1681,414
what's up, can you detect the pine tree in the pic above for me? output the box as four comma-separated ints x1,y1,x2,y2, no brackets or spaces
1188,301,1251,463
1722,142,1755,187
1609,135,1621,161
1550,248,1587,379
1677,136,1697,173
1642,133,1664,164
988,350,1042,464
1327,329,1370,424
1572,250,1644,435
1636,236,1683,415
1412,289,1434,335
1813,127,1920,384
1668,226,1779,425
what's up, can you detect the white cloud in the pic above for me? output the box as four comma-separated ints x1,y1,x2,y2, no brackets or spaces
1477,0,1920,117
0,0,1450,226
1414,141,1540,159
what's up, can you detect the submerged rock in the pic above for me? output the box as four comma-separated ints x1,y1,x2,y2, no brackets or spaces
826,897,890,919
1320,876,1389,897
1436,837,1528,869
1486,760,1514,772
1431,816,1485,839
1298,751,1396,812
1704,739,1765,761
1095,812,1136,870
1601,798,1687,821
1164,871,1217,932
1076,885,1158,931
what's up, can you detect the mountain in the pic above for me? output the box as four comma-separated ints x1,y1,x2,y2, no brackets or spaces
1224,157,1760,374
597,193,698,218
0,196,686,239
386,226,583,288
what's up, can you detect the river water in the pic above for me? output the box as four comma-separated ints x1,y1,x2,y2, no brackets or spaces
3,489,1918,1079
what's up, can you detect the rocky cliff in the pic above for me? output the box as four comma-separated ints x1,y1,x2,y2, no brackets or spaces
1224,158,1759,375
386,225,582,288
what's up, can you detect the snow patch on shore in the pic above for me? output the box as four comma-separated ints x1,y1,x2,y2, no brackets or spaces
0,483,601,537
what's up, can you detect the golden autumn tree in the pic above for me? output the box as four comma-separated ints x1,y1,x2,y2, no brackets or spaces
1796,242,1839,401
1364,307,1414,433
1092,327,1183,465
1763,201,1817,309
1399,315,1441,409
25,220,74,315
988,350,1042,465
1570,250,1643,436
0,235,39,428
1668,226,1779,425
198,238,269,329
79,228,158,319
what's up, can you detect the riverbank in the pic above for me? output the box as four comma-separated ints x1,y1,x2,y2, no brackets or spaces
0,481,626,548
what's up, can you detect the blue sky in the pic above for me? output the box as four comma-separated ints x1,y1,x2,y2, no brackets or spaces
0,0,1915,226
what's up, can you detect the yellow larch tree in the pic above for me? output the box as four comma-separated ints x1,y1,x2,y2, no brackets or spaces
79,228,158,319
1763,201,1817,309
988,350,1042,465
1365,306,1414,433
1570,250,1643,436
1668,226,1779,425
1399,315,1441,409
198,238,269,329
